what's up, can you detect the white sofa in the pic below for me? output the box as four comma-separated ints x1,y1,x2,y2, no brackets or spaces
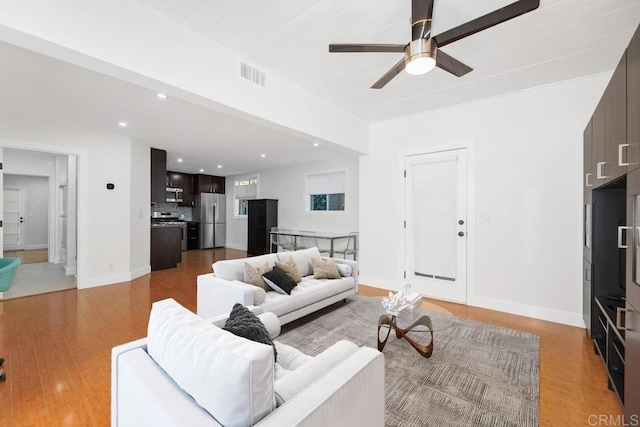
197,247,358,324
111,298,385,427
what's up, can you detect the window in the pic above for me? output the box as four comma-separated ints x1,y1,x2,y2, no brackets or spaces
234,177,258,217
306,171,346,212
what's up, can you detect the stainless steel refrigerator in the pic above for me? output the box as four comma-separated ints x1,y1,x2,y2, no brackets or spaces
194,193,226,248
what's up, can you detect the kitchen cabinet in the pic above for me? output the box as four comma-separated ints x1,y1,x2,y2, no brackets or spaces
583,257,592,336
151,148,167,204
625,300,640,420
584,190,592,262
195,174,225,194
187,222,199,250
150,226,182,270
628,25,640,173
247,199,277,256
182,174,194,207
166,171,184,188
593,98,606,187
605,53,627,183
584,120,593,191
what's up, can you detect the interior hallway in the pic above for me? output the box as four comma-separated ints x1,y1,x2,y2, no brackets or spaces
1,262,75,300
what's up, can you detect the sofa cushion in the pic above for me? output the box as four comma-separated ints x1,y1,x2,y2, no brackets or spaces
276,247,321,277
261,276,355,317
275,256,302,283
311,257,341,279
336,263,352,277
244,262,271,292
275,341,312,371
274,340,359,405
213,253,278,281
223,303,277,361
147,298,275,427
263,267,298,295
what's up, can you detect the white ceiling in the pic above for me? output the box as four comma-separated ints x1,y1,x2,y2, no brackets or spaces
0,41,350,176
138,0,640,121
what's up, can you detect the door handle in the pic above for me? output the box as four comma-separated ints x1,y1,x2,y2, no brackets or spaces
616,307,627,330
618,226,632,248
585,173,592,187
458,231,464,237
619,144,630,166
596,162,608,179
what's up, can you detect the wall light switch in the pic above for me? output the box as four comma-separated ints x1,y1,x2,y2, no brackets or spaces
479,214,492,224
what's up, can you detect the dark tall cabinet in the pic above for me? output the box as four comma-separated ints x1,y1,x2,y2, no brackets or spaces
151,148,167,203
247,199,278,256
583,23,640,413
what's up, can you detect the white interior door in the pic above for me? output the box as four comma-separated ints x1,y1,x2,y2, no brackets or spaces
405,149,467,303
3,188,25,250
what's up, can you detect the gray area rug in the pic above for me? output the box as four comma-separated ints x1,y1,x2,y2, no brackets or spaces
277,295,539,427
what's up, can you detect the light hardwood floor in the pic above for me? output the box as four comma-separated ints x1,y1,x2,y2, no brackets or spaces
0,249,622,426
4,249,48,265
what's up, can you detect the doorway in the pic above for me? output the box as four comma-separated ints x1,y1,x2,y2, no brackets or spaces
405,148,468,303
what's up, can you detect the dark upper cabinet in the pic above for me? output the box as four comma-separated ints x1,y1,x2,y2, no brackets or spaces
195,174,225,194
605,53,627,183
166,172,184,188
593,98,606,187
628,26,640,173
584,120,593,191
150,148,167,204
182,174,194,207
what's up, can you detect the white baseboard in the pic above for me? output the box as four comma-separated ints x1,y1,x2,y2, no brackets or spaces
77,266,151,289
225,244,246,251
470,296,586,328
357,277,585,328
53,257,63,264
65,265,77,276
25,244,48,250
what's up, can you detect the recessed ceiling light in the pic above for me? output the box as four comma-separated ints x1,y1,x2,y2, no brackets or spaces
313,142,319,147
156,93,167,99
118,122,127,127
177,158,183,162
217,165,222,169
261,154,266,158
199,169,204,173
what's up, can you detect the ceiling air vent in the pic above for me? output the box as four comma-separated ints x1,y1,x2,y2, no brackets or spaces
240,62,267,88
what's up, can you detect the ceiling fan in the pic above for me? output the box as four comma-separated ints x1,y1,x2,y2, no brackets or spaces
328,0,540,89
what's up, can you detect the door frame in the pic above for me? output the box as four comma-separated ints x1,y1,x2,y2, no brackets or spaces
400,140,476,305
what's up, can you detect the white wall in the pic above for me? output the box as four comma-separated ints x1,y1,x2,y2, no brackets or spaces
226,156,359,251
4,174,48,249
0,116,146,288
362,74,612,327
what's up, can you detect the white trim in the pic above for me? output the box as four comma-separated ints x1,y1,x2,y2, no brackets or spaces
471,296,585,328
225,243,246,251
25,244,48,250
77,266,151,289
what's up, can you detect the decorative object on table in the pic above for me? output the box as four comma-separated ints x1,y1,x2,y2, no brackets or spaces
0,258,21,292
278,295,540,427
379,289,433,357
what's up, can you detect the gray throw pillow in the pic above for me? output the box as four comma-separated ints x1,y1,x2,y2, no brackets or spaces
223,304,277,361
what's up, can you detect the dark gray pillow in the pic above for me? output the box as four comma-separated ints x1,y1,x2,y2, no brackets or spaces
223,304,277,361
263,267,297,295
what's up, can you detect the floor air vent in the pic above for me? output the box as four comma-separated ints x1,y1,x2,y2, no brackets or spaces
240,62,267,88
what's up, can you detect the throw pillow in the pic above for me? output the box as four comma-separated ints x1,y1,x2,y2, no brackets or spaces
244,262,271,291
336,263,352,277
275,256,302,283
311,257,341,279
223,303,277,361
263,267,298,295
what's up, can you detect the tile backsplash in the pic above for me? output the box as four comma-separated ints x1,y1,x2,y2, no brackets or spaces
152,202,193,221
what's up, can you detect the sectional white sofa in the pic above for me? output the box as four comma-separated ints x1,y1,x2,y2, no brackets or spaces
111,298,385,427
197,247,358,324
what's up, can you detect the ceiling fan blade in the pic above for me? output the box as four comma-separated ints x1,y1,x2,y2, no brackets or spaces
411,0,435,40
433,0,539,48
371,58,406,89
329,44,406,53
436,50,473,77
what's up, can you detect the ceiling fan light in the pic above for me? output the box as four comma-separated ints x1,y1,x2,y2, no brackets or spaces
404,38,437,75
406,56,436,75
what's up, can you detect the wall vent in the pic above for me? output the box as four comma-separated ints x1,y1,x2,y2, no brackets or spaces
240,62,267,88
